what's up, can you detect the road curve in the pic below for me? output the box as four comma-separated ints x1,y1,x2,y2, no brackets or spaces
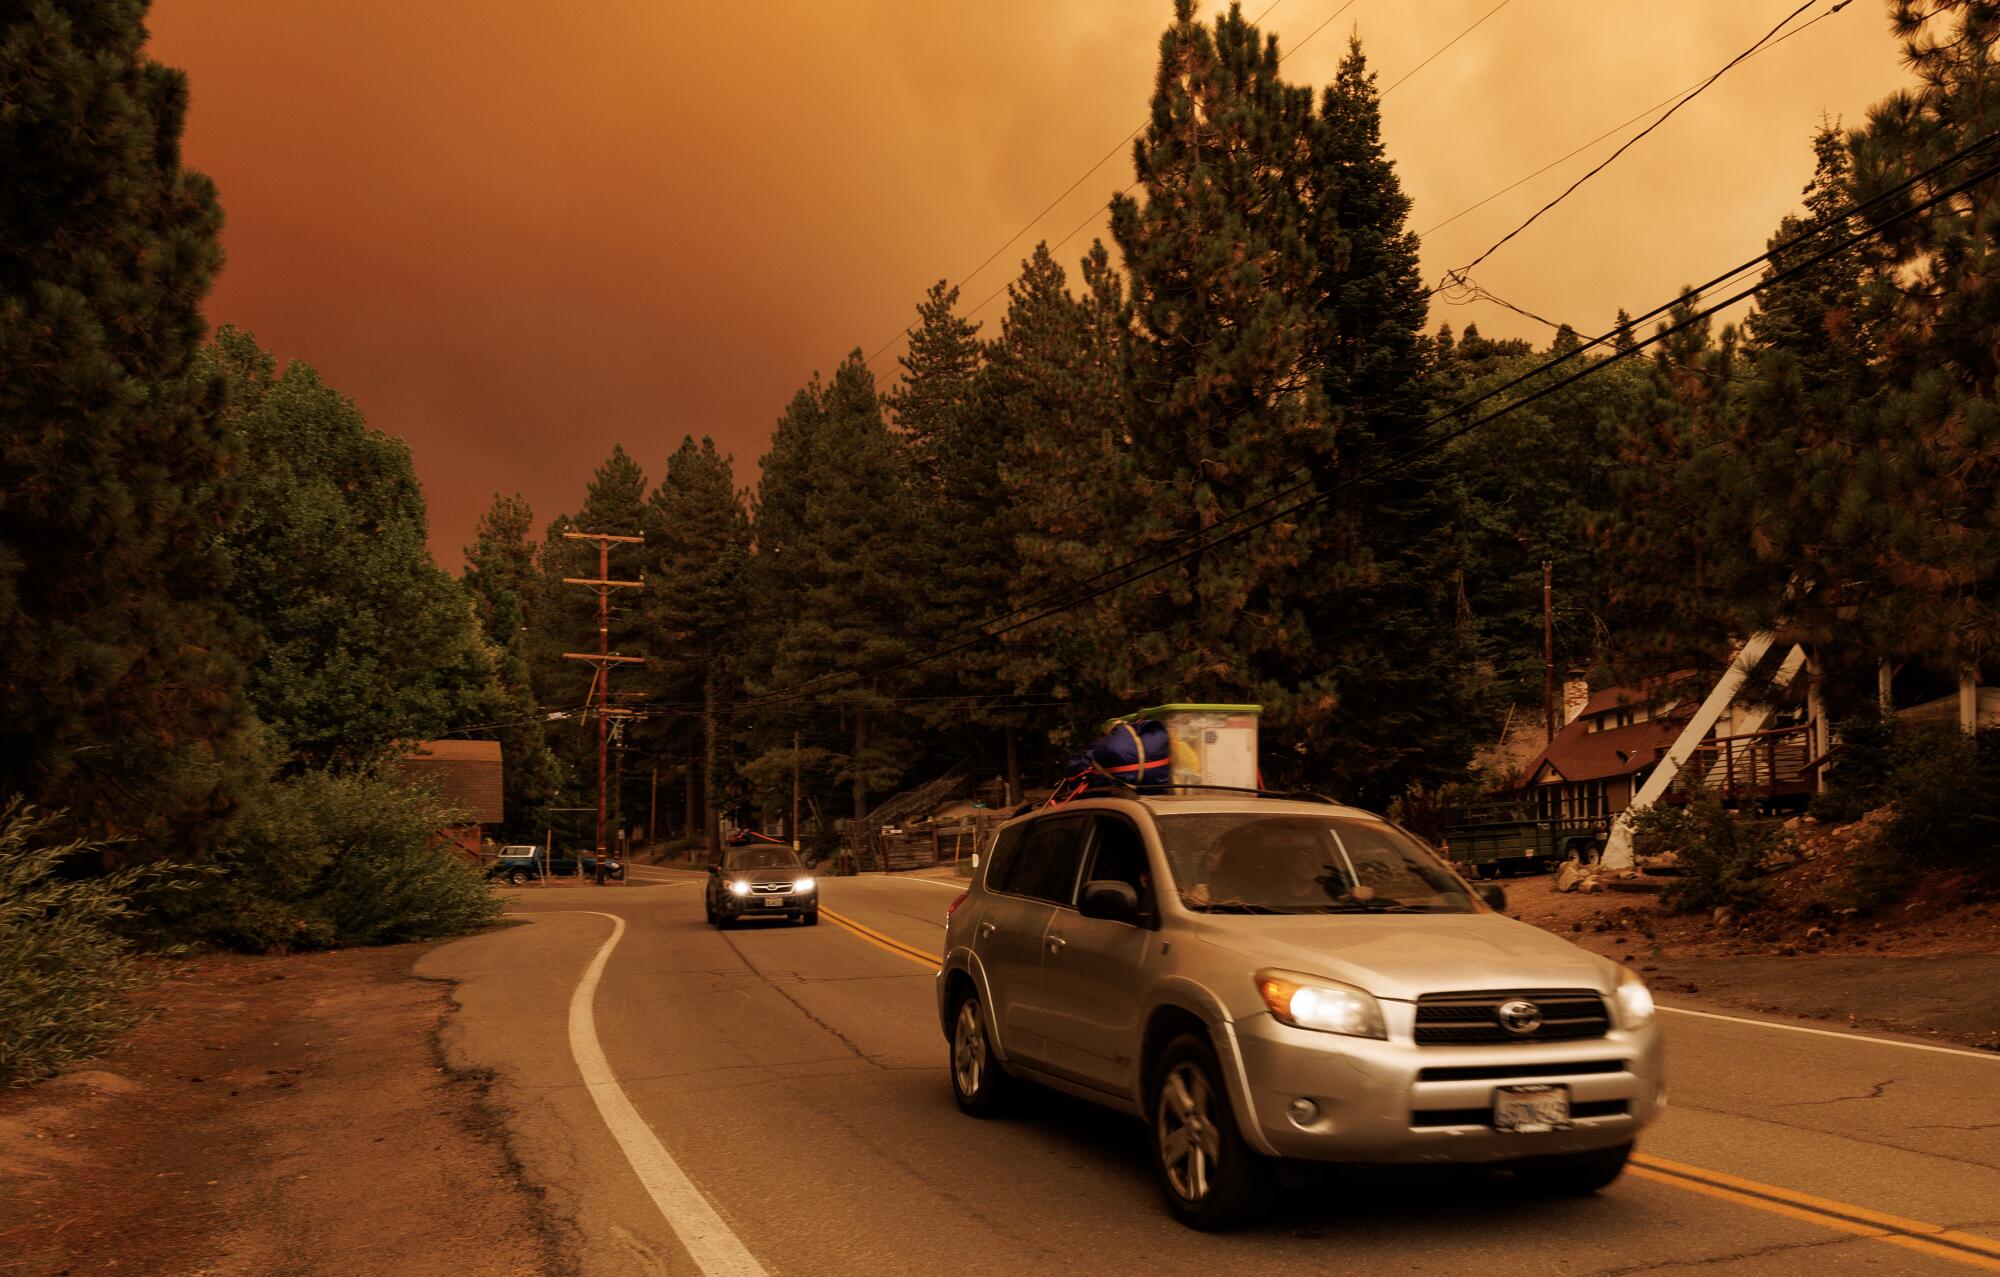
419,872,2000,1276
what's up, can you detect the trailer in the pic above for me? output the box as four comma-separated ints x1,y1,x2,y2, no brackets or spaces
1443,801,1606,878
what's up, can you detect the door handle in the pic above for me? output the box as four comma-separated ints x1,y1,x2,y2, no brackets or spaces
1046,934,1067,953
976,922,996,940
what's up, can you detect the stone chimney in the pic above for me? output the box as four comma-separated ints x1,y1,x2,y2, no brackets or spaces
1561,670,1591,727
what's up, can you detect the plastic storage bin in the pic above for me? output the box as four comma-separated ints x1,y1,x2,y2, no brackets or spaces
1117,703,1262,790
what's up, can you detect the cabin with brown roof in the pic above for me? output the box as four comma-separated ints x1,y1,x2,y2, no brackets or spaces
1514,686,1685,824
395,740,505,858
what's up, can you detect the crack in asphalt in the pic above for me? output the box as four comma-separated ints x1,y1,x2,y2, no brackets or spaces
1589,1233,1861,1276
720,927,890,1070
1778,1077,1897,1107
1667,1098,2000,1174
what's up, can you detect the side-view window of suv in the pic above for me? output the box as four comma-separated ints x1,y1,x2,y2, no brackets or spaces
996,816,1087,905
1081,814,1154,919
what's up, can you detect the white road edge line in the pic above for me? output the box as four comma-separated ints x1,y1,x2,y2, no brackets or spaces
1658,1003,1999,1061
566,911,771,1277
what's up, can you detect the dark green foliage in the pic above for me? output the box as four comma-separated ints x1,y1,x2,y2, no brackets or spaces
641,437,749,849
1809,709,1897,823
209,328,499,769
1879,728,2000,876
0,0,262,861
158,769,502,952
462,493,563,840
1631,787,1790,914
0,802,167,1082
749,354,921,818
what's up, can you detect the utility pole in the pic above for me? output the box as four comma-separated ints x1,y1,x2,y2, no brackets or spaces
1542,560,1557,744
792,729,802,852
561,530,644,886
648,764,658,849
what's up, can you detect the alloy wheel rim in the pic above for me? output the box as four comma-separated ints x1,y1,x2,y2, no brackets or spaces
1158,1062,1222,1203
953,1001,985,1098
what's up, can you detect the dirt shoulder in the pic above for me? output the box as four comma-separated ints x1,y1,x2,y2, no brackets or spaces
0,940,572,1277
1504,871,2000,1051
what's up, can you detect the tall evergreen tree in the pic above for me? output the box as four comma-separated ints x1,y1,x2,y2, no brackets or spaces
751,354,920,819
641,437,749,853
209,328,498,769
0,1,259,856
462,492,562,839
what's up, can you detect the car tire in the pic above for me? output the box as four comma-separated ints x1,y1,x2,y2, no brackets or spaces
1149,1034,1272,1231
803,910,819,926
1514,1142,1633,1196
948,990,1009,1117
507,869,528,886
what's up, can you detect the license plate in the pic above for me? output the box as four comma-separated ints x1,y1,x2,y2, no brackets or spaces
1493,1084,1571,1132
762,897,783,908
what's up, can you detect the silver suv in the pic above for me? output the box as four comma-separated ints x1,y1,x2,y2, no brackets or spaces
937,792,1664,1229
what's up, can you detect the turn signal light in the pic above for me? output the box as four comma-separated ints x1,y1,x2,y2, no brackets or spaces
947,892,968,919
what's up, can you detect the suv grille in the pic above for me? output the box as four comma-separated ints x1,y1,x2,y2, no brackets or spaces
750,880,795,894
1414,989,1611,1045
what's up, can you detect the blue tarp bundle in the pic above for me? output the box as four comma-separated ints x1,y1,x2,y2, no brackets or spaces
1063,718,1172,789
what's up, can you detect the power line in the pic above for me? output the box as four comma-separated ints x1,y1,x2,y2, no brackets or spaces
733,131,2000,715
1418,1,1852,241
1435,0,1841,294
1382,0,1512,96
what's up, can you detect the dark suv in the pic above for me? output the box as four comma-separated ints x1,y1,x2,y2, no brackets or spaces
706,846,818,926
486,846,624,885
937,792,1662,1229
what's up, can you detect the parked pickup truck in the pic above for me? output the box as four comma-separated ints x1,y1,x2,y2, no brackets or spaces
485,845,625,885
1442,803,1604,879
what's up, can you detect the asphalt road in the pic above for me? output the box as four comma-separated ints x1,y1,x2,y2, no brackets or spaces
419,869,2000,1276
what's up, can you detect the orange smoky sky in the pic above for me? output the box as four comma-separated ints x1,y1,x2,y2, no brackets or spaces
146,1,1912,565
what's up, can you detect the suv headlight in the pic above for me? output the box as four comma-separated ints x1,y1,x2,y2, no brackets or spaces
1615,970,1655,1030
793,876,816,893
728,880,750,897
1255,970,1386,1039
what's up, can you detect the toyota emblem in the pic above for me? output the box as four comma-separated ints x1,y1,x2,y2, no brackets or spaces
1497,999,1542,1035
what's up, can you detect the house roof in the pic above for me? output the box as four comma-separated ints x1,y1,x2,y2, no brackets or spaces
1520,715,1684,785
1576,684,1666,718
396,739,504,825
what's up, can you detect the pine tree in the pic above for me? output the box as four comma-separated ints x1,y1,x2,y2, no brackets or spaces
0,1,260,857
750,354,920,820
209,328,498,769
462,493,562,839
641,437,749,853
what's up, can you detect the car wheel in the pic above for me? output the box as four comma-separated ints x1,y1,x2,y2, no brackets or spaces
507,869,528,886
948,991,1009,1117
1149,1035,1272,1230
1514,1142,1632,1196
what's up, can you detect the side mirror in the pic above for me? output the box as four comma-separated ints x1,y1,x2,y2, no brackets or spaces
1477,884,1508,913
1078,880,1141,923
706,864,719,876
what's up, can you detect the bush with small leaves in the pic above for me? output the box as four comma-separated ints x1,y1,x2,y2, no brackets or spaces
1631,786,1792,914
0,802,168,1084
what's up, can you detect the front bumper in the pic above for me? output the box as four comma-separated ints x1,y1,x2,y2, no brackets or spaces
718,891,818,918
1229,1011,1664,1164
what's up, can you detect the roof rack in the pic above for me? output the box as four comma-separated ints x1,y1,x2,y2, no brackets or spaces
1023,779,1339,810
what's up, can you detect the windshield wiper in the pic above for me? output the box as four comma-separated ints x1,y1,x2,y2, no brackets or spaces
1186,900,1279,914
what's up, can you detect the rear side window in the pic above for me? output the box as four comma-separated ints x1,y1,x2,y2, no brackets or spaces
1083,815,1154,911
999,817,1088,905
984,824,1028,893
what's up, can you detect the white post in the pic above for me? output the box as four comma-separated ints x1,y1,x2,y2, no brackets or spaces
1962,669,1980,736
1805,649,1826,792
1600,631,1779,869
1878,659,1895,714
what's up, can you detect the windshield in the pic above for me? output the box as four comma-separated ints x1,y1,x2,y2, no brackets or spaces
1155,813,1475,914
725,849,801,872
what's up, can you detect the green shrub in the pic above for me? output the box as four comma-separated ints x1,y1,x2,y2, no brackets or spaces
1810,710,1896,823
1877,726,2000,877
158,769,501,952
0,802,165,1083
1631,786,1792,914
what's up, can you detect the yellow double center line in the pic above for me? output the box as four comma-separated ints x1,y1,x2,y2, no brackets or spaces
813,910,2000,1269
1631,1154,2000,1271
818,907,940,970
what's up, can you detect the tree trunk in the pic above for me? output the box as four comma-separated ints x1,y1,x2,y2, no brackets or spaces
703,662,721,855
1004,723,1022,807
684,725,699,840
852,706,868,822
